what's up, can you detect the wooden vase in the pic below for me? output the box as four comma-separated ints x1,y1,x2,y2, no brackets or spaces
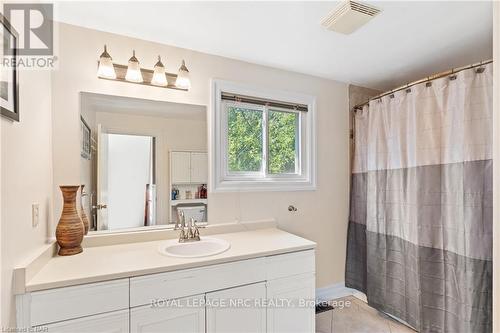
80,185,90,235
56,186,84,256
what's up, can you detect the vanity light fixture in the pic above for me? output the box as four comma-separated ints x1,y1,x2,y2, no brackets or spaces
96,47,190,91
125,50,143,83
97,45,116,79
151,55,168,87
175,60,191,90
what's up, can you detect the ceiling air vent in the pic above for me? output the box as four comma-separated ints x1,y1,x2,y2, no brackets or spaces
321,1,381,34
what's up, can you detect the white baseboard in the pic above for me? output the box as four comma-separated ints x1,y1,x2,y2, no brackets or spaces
316,282,367,303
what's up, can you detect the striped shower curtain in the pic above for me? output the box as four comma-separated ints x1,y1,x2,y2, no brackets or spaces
345,63,492,332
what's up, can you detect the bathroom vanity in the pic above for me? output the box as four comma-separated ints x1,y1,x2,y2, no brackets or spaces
15,228,316,333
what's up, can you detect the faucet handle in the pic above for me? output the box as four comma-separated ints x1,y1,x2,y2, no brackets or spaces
178,228,186,242
192,219,201,240
174,211,186,231
187,217,194,239
178,211,186,227
192,220,206,229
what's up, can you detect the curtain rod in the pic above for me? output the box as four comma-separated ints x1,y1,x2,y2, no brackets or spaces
221,92,309,112
353,59,493,110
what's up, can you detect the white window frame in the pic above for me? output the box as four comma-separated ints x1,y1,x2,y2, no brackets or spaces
210,79,316,192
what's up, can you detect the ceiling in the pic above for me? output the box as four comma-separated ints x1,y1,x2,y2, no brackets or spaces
82,92,206,120
55,1,493,91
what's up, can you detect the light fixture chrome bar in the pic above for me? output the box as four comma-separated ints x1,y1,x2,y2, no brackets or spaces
97,62,188,91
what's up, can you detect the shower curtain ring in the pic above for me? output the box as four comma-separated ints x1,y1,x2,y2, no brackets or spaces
449,69,457,80
476,61,485,74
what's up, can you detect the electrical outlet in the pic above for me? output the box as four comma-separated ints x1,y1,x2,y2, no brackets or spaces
32,203,40,227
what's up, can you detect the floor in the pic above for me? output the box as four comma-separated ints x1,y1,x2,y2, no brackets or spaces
316,296,416,333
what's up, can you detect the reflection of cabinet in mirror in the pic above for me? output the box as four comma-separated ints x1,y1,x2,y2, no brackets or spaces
171,151,208,184
170,151,208,223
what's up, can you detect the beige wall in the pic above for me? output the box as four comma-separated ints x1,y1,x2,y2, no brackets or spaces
1,69,53,325
493,3,499,331
52,23,350,290
347,85,381,171
348,85,381,110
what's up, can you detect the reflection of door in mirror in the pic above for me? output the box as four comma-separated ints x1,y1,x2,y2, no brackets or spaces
98,132,156,231
96,124,109,230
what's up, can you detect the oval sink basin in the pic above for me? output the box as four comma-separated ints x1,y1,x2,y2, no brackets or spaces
159,237,231,258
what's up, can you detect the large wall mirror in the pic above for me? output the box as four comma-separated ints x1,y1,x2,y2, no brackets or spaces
80,92,207,232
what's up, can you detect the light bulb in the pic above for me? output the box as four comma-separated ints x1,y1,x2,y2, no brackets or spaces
175,60,191,90
97,45,116,79
151,55,167,86
125,50,143,83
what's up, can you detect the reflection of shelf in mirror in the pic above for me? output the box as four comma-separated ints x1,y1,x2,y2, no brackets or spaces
171,199,208,206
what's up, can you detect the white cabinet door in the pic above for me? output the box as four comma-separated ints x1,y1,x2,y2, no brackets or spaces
206,282,266,333
131,295,205,333
190,152,208,184
171,152,191,184
267,273,315,333
40,309,129,333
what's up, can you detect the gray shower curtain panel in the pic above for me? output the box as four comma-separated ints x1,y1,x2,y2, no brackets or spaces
346,63,493,333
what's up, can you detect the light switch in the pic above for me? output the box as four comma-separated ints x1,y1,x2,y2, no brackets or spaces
32,203,40,227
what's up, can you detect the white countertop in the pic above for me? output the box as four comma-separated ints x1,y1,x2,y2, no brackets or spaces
26,228,315,292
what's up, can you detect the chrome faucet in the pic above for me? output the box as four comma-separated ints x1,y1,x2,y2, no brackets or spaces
176,212,201,243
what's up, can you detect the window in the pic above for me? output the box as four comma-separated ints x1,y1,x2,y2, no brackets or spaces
225,104,299,176
211,80,316,191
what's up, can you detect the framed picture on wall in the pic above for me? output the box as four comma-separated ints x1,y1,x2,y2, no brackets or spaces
0,14,20,121
81,116,91,160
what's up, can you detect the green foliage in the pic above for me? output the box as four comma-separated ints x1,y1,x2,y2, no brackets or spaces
227,107,263,172
268,110,297,174
227,106,297,174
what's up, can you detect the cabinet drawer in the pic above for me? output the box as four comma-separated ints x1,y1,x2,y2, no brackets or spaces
130,258,266,307
37,309,129,333
265,250,315,280
30,279,129,326
131,295,205,333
